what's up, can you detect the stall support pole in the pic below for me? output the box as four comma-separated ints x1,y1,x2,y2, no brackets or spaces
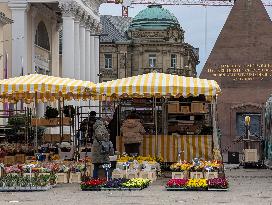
34,92,38,152
212,96,221,160
154,97,158,157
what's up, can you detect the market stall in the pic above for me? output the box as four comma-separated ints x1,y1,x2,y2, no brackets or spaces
94,72,221,162
0,74,96,191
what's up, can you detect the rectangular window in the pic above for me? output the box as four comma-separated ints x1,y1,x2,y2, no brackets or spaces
149,54,156,68
104,54,112,69
236,113,261,138
171,54,177,68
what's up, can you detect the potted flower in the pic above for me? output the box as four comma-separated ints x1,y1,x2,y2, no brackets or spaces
207,178,229,190
166,179,188,190
170,161,191,179
186,178,208,191
80,178,106,191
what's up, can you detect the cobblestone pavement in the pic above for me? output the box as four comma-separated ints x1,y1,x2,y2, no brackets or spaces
0,168,272,205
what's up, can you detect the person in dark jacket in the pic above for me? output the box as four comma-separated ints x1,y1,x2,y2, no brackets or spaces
80,111,97,145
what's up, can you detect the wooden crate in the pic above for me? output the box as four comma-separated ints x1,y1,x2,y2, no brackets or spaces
63,117,72,126
244,149,258,162
112,170,126,179
69,172,81,183
37,173,51,177
139,171,157,182
172,172,187,179
15,154,25,164
51,134,61,142
23,173,36,178
62,134,71,142
56,173,68,184
43,134,52,143
190,172,204,179
191,102,205,113
4,156,15,165
31,118,59,126
204,172,218,179
180,106,190,113
127,171,139,179
168,102,180,113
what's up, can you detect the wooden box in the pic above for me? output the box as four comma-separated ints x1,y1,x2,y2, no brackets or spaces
31,118,59,126
43,134,52,143
69,172,81,183
139,171,157,182
204,172,218,179
190,172,204,179
37,173,51,177
172,172,186,179
56,173,68,184
4,156,15,165
244,149,258,162
63,117,72,126
62,134,71,142
180,106,190,113
168,102,180,113
51,134,61,142
112,170,125,179
191,102,205,113
15,154,25,164
23,173,36,178
127,171,139,179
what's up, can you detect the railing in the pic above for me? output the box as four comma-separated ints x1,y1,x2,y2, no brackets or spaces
143,67,163,74
167,68,186,76
100,69,118,79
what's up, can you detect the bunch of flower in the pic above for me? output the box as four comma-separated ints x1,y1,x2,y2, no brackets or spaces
203,160,222,171
4,165,22,174
166,179,188,188
170,161,192,171
70,163,85,173
57,164,69,173
207,178,228,189
186,179,208,189
103,178,129,188
122,178,151,189
80,178,106,190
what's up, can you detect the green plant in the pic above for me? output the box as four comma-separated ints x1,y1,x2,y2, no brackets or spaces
63,105,75,117
44,106,59,119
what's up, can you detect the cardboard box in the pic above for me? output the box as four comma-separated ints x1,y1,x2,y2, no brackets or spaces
244,149,258,162
63,117,72,126
51,134,61,142
168,102,180,113
112,170,126,179
191,102,205,113
62,134,71,142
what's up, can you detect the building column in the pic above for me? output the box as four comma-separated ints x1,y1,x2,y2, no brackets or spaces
51,23,60,76
94,35,100,83
74,19,80,79
79,22,86,80
61,15,74,78
90,30,95,83
8,2,29,77
85,25,91,81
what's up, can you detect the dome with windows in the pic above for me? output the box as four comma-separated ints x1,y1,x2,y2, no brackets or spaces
128,5,180,30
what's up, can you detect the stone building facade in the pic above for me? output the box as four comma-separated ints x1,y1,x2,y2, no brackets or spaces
99,5,199,82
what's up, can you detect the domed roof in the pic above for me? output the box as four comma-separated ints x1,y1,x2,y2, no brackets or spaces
129,5,180,30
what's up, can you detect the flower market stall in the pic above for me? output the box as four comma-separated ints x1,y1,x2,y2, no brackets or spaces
93,72,221,162
0,74,96,191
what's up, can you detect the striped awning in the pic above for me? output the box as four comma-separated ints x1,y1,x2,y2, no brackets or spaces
0,74,95,103
94,72,221,98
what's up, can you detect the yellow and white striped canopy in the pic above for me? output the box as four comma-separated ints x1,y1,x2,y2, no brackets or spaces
94,72,220,98
0,74,95,103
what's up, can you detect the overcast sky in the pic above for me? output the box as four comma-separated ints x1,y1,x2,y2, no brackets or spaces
99,4,272,75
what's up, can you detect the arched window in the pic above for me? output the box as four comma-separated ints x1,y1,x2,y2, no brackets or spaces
35,21,50,51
